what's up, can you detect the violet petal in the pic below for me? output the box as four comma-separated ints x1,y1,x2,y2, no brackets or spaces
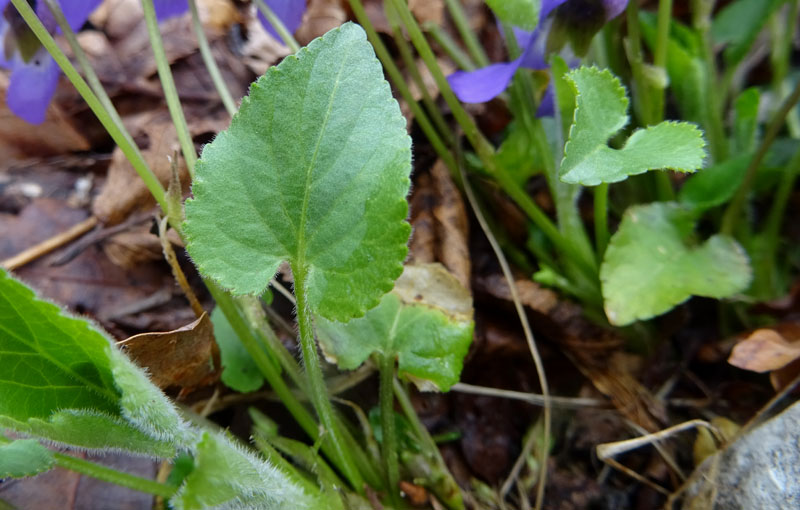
7,50,61,124
153,0,188,21
447,57,523,103
536,84,555,117
58,0,104,32
540,0,570,21
603,0,629,20
256,0,306,41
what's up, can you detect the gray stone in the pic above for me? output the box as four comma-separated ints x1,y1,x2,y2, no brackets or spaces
680,400,800,509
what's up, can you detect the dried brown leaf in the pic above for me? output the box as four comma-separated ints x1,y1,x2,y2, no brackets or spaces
118,312,220,395
408,161,471,289
92,113,189,225
728,327,800,373
104,227,163,269
409,172,436,263
295,0,347,45
409,0,444,24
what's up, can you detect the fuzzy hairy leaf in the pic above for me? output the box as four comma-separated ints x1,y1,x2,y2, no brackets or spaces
0,438,54,479
211,307,264,393
486,0,540,30
317,264,473,391
171,432,314,510
0,269,190,457
184,22,412,322
601,203,751,326
559,66,706,185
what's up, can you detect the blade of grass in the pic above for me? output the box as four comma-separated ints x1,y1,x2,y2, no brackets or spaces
140,0,197,178
188,0,237,116
459,165,551,510
9,0,167,212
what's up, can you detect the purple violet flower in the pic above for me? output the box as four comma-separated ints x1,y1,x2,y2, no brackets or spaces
155,0,306,43
256,0,305,42
447,0,627,110
153,0,189,21
0,0,102,124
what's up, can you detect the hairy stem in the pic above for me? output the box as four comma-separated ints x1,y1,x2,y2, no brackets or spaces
379,354,401,508
188,0,237,116
291,265,364,492
10,0,167,211
54,452,177,498
140,0,198,178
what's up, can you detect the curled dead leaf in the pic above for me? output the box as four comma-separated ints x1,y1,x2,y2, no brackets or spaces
408,161,470,290
728,327,800,373
92,113,190,225
118,312,220,396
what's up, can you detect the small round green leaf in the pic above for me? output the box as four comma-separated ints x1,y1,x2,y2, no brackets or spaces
600,202,752,326
184,22,412,322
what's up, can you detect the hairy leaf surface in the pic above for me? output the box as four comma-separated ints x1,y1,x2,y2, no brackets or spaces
184,22,412,321
601,203,751,326
0,269,189,456
0,438,54,478
171,432,313,510
559,66,705,185
317,264,473,391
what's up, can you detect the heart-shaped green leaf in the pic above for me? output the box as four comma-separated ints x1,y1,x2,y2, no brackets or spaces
559,66,706,186
600,202,751,326
317,264,473,391
184,22,412,322
0,269,190,456
0,438,54,479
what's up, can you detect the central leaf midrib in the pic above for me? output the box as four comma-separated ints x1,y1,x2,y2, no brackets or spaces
294,37,353,271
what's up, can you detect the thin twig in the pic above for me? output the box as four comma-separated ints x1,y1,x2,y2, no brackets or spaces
459,165,551,510
452,383,607,409
158,216,205,318
1,216,98,270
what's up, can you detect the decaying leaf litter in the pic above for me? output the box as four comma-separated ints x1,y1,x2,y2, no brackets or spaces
1,0,799,509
